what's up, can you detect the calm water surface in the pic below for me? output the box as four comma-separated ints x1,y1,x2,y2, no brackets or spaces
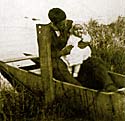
0,26,38,60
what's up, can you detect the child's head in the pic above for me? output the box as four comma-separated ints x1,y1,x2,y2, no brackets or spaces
72,24,83,37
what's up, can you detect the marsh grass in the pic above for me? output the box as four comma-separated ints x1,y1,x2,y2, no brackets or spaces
0,88,44,121
87,16,125,74
0,89,90,121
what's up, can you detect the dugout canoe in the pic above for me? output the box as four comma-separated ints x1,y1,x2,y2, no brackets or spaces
0,56,125,121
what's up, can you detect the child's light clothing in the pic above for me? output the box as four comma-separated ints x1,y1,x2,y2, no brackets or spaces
61,34,91,77
64,34,91,66
66,45,91,66
82,33,91,42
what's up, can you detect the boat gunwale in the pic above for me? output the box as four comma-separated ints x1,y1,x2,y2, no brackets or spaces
1,60,125,96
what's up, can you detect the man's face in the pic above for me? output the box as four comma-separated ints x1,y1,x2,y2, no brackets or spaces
55,20,73,31
55,20,66,31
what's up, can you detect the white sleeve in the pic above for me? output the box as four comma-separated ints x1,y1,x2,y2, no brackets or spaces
67,37,72,46
82,46,92,61
82,34,91,42
66,36,76,46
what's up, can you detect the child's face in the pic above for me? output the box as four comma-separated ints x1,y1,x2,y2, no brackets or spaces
73,25,83,37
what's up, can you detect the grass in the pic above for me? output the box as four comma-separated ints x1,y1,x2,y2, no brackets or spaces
87,16,125,74
0,88,91,121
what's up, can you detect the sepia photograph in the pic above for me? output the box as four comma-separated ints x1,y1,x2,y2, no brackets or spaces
0,0,125,120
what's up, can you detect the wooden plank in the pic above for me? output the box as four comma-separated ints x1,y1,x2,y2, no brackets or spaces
2,55,38,63
36,24,54,105
53,79,125,121
29,68,41,75
108,71,125,88
7,59,35,68
0,61,43,94
110,91,125,121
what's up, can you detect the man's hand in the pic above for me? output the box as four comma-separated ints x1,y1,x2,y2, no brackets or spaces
78,41,90,49
58,45,73,57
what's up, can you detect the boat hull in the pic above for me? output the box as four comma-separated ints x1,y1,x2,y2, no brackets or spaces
0,59,125,121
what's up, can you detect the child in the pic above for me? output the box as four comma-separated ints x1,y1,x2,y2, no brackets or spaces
61,24,91,77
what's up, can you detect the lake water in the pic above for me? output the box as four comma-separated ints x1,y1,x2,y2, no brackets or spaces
0,25,38,60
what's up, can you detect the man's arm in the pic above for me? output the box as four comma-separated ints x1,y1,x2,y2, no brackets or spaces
78,41,90,49
58,45,73,57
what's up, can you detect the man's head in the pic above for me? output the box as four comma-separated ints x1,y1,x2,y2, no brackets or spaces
48,8,66,25
48,8,73,32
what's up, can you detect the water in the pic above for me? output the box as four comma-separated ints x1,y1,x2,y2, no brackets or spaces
0,25,38,60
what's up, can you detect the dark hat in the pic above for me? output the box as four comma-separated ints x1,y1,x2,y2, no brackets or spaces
48,8,66,24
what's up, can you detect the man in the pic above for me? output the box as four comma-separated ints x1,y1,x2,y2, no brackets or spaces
47,8,82,86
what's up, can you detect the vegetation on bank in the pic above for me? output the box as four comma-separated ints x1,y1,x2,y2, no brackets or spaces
86,16,125,74
0,16,125,121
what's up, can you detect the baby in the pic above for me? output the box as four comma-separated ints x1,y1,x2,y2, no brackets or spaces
61,24,91,77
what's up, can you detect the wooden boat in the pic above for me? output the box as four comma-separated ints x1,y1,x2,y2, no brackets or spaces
0,24,125,121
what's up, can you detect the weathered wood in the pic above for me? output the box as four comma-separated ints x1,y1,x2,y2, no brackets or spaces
53,79,125,121
29,68,41,75
108,71,125,88
0,61,42,95
0,59,125,120
36,24,54,105
2,55,38,63
7,59,35,68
